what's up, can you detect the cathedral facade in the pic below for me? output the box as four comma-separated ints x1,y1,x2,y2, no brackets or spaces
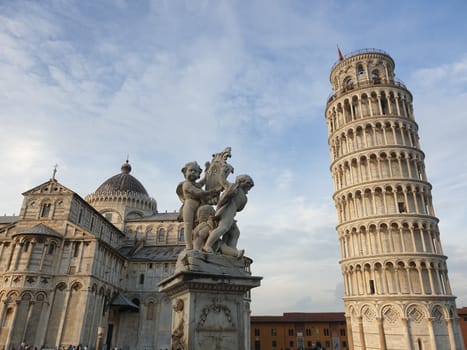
0,161,184,350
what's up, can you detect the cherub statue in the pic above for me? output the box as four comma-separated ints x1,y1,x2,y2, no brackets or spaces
193,205,244,258
176,162,215,250
203,174,254,253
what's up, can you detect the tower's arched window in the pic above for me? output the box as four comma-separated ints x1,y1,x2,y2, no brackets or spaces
371,69,381,84
23,241,30,253
357,64,365,76
344,77,354,91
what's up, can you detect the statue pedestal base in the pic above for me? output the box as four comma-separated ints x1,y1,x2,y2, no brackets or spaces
159,251,262,350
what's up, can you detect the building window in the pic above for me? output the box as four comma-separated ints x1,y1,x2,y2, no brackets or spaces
147,302,154,320
254,340,260,350
73,242,80,257
271,328,277,336
139,273,145,284
340,328,346,336
48,243,55,255
305,328,311,336
254,328,260,336
178,227,185,242
157,228,165,243
24,241,30,253
272,340,277,348
288,328,294,336
105,213,112,221
324,328,330,336
307,341,312,348
342,340,347,348
40,203,51,218
78,208,83,223
289,341,294,348
325,340,331,348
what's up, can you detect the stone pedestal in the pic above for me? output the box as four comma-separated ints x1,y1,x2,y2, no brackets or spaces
159,250,262,350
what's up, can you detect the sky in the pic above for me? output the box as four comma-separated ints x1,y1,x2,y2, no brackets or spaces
1,0,467,315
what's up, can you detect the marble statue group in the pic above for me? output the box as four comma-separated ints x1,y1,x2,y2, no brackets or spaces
176,147,254,258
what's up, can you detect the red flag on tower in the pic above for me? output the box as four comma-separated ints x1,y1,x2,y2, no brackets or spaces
337,45,344,61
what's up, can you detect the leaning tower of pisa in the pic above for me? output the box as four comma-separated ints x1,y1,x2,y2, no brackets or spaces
325,49,464,350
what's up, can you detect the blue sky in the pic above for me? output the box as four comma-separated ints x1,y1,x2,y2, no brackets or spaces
1,0,467,314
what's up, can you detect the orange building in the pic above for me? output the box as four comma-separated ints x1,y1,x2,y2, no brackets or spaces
252,309,467,350
250,312,348,350
459,307,467,349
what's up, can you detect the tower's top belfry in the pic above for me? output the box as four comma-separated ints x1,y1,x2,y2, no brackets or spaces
328,49,409,103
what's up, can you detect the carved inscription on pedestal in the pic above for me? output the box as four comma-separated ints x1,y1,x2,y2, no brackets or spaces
196,299,238,349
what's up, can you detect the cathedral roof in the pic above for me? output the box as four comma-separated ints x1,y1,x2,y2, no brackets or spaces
94,160,149,196
119,245,183,261
14,223,62,238
126,212,179,222
111,293,140,311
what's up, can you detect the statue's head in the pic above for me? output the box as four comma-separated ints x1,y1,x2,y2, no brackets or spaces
173,298,184,312
222,147,232,160
236,174,254,193
181,161,202,181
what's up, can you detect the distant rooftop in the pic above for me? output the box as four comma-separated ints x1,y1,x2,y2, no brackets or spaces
251,312,345,323
0,215,19,224
126,211,179,222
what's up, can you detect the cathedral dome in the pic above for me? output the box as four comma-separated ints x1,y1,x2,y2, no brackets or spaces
86,160,157,221
95,160,149,196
